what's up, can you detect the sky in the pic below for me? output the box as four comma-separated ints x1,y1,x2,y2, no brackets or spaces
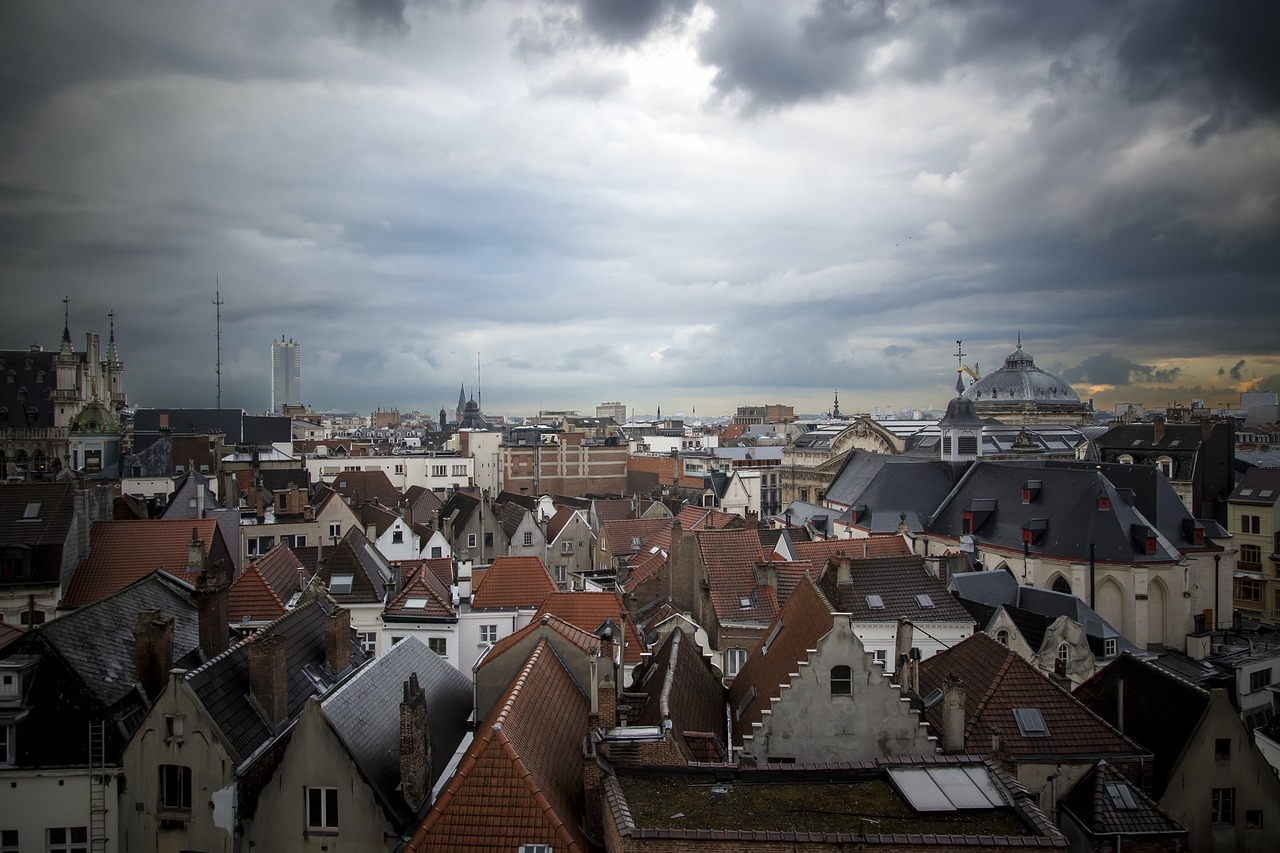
2,0,1278,420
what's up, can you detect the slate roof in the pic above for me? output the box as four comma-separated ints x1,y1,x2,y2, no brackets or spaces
321,636,472,828
62,518,224,608
499,501,531,541
226,564,287,624
1231,467,1280,505
1094,422,1208,455
0,347,60,427
1072,653,1211,798
0,481,76,586
824,451,969,533
406,638,591,852
819,555,974,624
359,500,403,539
696,527,779,626
184,595,365,765
1060,760,1186,838
918,634,1144,762
729,575,836,742
329,469,402,507
629,628,727,762
314,528,393,606
438,490,481,531
471,556,557,610
535,591,645,664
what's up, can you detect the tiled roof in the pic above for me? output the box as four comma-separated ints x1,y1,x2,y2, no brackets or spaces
592,498,634,525
546,506,581,542
384,565,456,621
359,500,402,539
696,527,778,626
0,621,23,652
620,545,668,593
499,501,530,540
404,485,444,525
113,493,150,520
601,518,672,557
1072,653,1210,797
439,490,481,530
480,613,604,675
184,595,365,765
321,636,472,829
729,575,835,743
631,629,727,761
227,565,287,623
406,638,591,852
253,542,309,604
535,591,644,664
792,536,911,564
329,470,402,507
313,529,393,605
62,518,222,608
676,505,742,531
1232,467,1280,505
471,556,557,610
0,481,76,585
918,634,1143,762
421,556,455,589
819,555,974,624
1060,760,1185,837
771,560,817,605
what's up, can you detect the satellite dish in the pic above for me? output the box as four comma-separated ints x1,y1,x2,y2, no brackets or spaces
960,534,975,554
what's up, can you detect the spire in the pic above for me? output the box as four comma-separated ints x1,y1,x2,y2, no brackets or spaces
954,339,966,397
106,310,120,363
832,390,841,418
60,295,73,354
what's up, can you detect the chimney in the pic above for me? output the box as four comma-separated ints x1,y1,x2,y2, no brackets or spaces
133,609,174,702
1201,418,1213,440
187,527,205,575
247,632,288,728
325,608,352,674
597,646,617,729
1153,415,1165,445
835,556,852,585
366,523,378,541
195,561,230,660
942,674,966,753
400,673,432,810
894,618,914,693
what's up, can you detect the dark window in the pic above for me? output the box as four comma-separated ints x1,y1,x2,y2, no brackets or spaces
1250,669,1272,692
392,530,404,544
1215,738,1231,760
1246,809,1263,829
1211,787,1235,824
306,787,338,832
47,826,87,853
427,637,447,656
159,764,191,813
830,665,852,696
1052,576,1072,595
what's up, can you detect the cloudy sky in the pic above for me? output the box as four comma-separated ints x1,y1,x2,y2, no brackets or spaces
3,0,1277,419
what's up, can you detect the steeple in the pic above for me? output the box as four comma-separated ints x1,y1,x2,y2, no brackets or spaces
832,390,842,419
60,295,73,355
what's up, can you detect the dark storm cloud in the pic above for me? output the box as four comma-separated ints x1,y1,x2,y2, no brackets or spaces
1230,359,1247,381
511,0,695,59
1062,353,1180,387
334,0,411,37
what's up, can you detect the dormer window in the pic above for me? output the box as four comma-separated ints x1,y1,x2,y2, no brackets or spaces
1097,495,1111,511
1021,518,1048,545
1131,524,1157,556
329,574,354,594
1021,480,1041,504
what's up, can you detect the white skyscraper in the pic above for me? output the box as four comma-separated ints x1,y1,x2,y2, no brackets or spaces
271,337,301,412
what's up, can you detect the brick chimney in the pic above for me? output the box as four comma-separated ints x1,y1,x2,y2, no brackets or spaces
195,561,230,660
1153,415,1165,445
187,527,205,576
324,608,352,675
942,674,966,753
133,609,174,702
247,633,288,728
399,673,432,810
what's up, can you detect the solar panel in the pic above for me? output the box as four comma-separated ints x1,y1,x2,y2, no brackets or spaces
887,766,1007,812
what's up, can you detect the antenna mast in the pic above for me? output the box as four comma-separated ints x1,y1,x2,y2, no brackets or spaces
213,282,224,409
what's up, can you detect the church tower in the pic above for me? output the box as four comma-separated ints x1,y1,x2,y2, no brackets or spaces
102,310,126,414
940,342,984,463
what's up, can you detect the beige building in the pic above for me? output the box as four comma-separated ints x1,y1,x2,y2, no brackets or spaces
1229,468,1280,627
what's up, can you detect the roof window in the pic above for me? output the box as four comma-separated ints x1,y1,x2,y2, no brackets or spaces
329,573,354,594
1104,781,1138,810
866,594,885,609
1012,707,1050,737
20,502,41,521
915,594,934,608
405,597,428,609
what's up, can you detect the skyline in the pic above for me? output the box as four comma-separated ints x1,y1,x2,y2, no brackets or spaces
2,1,1277,417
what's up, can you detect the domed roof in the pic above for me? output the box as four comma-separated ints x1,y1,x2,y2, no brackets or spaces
69,398,119,434
962,342,1081,407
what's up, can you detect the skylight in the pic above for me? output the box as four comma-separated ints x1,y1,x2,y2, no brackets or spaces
405,597,428,609
1262,490,1275,498
866,594,885,609
329,573,354,594
20,502,40,520
1104,781,1138,810
739,595,753,609
1241,489,1253,496
1012,707,1050,737
916,594,934,608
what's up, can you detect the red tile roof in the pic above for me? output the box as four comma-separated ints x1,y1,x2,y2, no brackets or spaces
480,613,605,672
792,536,911,564
919,633,1143,761
406,638,590,852
535,591,645,664
600,518,673,558
253,542,309,604
696,527,778,625
471,556,557,610
546,506,582,542
592,498,634,524
384,565,456,621
422,556,455,589
676,505,742,531
729,575,835,743
226,565,286,623
329,469,402,507
62,519,223,608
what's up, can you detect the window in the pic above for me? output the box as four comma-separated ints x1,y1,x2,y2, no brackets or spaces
46,827,87,853
830,665,853,696
725,647,747,677
873,649,887,667
1057,643,1070,666
358,632,377,655
431,465,447,477
329,573,354,594
520,845,552,853
306,787,339,832
18,610,43,627
1235,577,1263,603
329,522,342,539
1104,638,1117,657
467,533,477,548
554,565,566,584
1215,738,1231,760
1241,514,1261,535
159,764,192,814
484,532,493,547
0,829,15,853
1246,809,1264,829
452,465,467,477
523,531,533,546
392,530,404,544
430,546,443,558
1155,457,1174,479
1240,543,1262,570
394,464,405,475
1250,668,1272,692
0,725,12,766
996,630,1010,646
164,715,184,743
480,625,498,644
1211,787,1235,824
0,671,17,699
428,637,447,657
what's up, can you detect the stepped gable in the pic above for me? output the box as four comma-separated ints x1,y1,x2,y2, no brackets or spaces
62,518,224,608
471,556,557,610
918,633,1142,762
405,638,591,852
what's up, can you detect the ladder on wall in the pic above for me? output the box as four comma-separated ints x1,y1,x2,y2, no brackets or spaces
88,719,107,853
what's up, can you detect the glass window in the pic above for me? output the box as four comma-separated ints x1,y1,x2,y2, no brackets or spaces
392,530,404,544
428,637,447,657
1250,669,1272,692
830,665,853,696
0,725,12,766
467,534,477,548
0,829,16,853
46,827,87,853
159,764,192,813
1215,738,1231,760
358,632,377,655
523,531,533,546
306,787,339,832
480,625,498,644
1211,787,1235,824
725,647,747,677
328,522,341,539
996,630,1010,646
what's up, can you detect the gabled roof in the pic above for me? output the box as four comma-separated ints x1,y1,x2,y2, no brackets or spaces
792,536,912,565
421,556,455,589
471,556,557,610
359,500,403,539
113,493,150,520
535,591,644,664
819,555,974,624
384,565,456,621
1072,653,1211,797
252,542,310,605
321,636,472,829
546,506,585,542
1095,422,1210,454
404,485,444,524
629,628,727,762
314,529,392,605
1060,760,1185,838
62,519,223,608
329,469,402,507
226,564,286,624
499,501,532,540
697,527,779,626
480,612,604,673
918,634,1143,762
184,595,365,765
438,490,481,531
592,497,634,526
1231,467,1280,506
601,517,672,557
0,481,76,549
728,575,834,742
675,504,742,531
406,638,591,852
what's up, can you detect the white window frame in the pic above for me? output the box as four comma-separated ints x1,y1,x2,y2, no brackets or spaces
46,827,87,853
158,764,192,814
358,632,377,655
467,533,477,548
725,647,747,677
328,522,342,539
480,624,498,645
428,637,447,657
306,786,339,833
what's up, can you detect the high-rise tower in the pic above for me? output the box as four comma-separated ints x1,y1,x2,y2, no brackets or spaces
271,337,301,412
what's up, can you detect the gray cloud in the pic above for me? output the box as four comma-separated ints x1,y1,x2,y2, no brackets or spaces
334,0,410,37
1062,353,1182,387
1230,359,1247,381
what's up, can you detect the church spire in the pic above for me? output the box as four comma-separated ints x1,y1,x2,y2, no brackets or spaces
60,295,73,354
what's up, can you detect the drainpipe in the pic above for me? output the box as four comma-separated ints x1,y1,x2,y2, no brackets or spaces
1089,543,1096,609
1213,553,1221,630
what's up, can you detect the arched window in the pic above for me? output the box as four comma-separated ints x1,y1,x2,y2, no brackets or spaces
1155,457,1174,479
1052,576,1072,595
830,665,852,696
1117,454,1134,465
1055,642,1070,676
996,629,1010,646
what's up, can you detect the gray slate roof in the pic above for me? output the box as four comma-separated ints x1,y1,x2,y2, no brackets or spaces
820,555,974,624
321,636,472,826
824,452,968,533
